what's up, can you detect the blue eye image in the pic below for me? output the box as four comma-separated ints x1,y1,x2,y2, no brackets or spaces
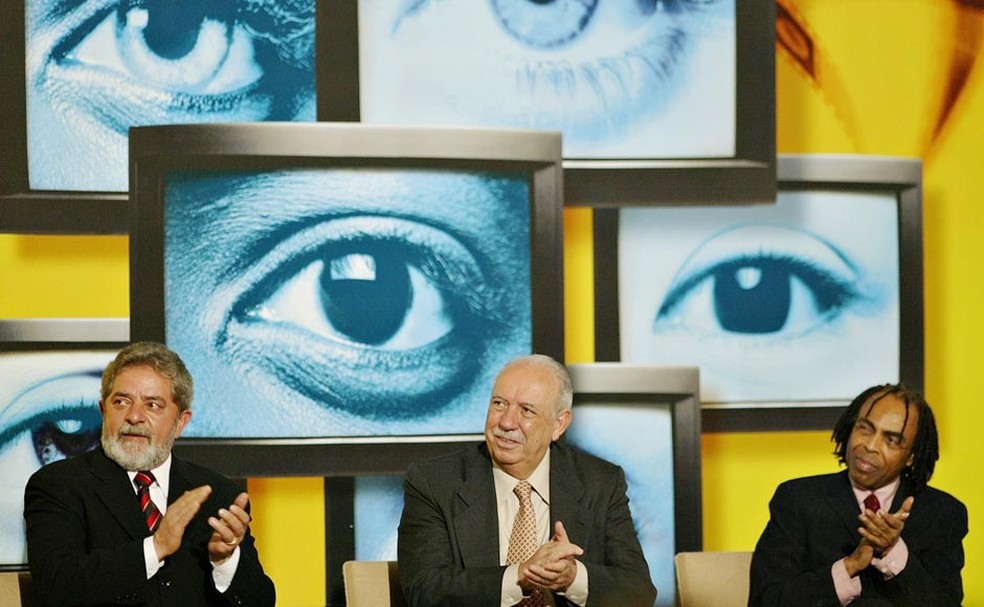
656,226,865,337
358,0,736,159
25,0,315,192
618,191,901,404
0,351,113,566
163,167,534,438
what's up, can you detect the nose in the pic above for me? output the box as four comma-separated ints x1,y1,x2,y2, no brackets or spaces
498,404,520,429
124,402,149,424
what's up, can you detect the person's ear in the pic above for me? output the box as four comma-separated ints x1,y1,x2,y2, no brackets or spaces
552,409,572,441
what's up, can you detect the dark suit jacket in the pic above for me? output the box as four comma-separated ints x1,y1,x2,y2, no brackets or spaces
748,471,967,607
24,447,275,607
397,441,656,607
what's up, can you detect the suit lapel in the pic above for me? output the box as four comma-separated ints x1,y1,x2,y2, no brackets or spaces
548,443,589,552
823,471,863,539
89,449,152,540
453,447,501,568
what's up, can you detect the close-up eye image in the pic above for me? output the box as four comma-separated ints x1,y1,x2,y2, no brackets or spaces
25,0,316,192
617,190,901,404
0,351,113,565
162,167,534,438
357,0,735,159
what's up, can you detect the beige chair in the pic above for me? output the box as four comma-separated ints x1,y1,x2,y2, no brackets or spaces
342,560,407,607
0,571,32,607
674,551,752,607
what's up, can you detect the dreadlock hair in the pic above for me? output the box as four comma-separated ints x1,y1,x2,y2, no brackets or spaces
831,383,939,493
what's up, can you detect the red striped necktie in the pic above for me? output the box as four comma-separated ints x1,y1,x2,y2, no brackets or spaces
863,493,881,513
134,471,163,533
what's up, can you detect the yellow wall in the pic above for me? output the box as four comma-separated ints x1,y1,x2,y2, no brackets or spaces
2,2,981,604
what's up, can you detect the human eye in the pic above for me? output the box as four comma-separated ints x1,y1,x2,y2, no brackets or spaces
0,369,103,468
169,169,530,425
854,420,874,434
653,225,874,341
369,0,729,153
30,0,315,134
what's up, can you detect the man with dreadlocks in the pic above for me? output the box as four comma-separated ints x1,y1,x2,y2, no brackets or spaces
748,384,967,607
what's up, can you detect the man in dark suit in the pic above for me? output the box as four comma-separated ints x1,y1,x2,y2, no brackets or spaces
749,384,967,607
397,354,656,607
24,342,275,607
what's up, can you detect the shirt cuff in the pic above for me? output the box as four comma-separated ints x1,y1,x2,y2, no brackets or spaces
556,560,588,606
143,537,163,579
500,564,525,607
211,546,242,592
871,538,909,579
831,558,861,606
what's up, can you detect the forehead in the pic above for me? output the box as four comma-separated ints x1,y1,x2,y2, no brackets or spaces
111,365,173,396
492,364,558,402
859,393,919,438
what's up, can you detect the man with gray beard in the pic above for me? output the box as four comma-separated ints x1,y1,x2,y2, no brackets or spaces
24,342,275,607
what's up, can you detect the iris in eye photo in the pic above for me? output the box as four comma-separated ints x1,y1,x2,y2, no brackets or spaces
25,0,315,191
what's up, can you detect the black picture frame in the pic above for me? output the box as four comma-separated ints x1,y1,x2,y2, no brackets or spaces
319,0,777,208
593,154,924,432
129,122,566,476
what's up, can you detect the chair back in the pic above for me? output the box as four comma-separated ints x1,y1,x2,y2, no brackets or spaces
674,551,752,607
0,571,32,607
342,560,407,607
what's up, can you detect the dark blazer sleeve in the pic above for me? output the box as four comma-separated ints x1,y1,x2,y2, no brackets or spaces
748,473,967,607
25,450,275,607
25,453,163,607
876,487,967,607
397,447,505,607
748,476,844,607
551,446,656,607
175,458,277,607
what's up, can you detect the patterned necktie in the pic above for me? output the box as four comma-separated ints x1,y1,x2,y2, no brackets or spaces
507,481,544,607
863,493,880,513
134,471,162,533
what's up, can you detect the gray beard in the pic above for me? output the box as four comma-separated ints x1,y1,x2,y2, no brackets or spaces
102,422,180,471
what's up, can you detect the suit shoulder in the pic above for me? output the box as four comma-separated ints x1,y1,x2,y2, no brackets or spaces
772,472,844,497
918,485,967,515
174,456,238,488
27,449,98,486
556,442,622,475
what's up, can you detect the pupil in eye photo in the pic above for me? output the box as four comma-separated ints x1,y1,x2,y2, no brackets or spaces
25,0,316,192
322,251,413,345
132,0,225,60
715,264,790,333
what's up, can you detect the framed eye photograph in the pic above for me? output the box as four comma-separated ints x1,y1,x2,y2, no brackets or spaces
594,154,924,431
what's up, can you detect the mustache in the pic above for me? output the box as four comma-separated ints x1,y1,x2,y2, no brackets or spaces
491,427,525,444
117,423,152,438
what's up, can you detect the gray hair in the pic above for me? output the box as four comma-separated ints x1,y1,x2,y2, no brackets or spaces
498,354,573,415
101,342,194,411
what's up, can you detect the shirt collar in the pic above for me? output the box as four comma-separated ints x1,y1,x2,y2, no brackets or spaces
126,454,173,498
492,447,551,505
850,475,901,512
